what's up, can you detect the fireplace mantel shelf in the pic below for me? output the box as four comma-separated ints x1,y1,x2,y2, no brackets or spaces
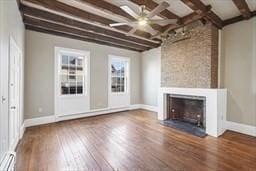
158,87,227,137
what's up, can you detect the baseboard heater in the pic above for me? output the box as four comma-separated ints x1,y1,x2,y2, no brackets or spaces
0,152,16,171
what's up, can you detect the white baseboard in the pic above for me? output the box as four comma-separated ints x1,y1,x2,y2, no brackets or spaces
226,121,256,137
19,123,25,139
140,104,158,112
129,104,142,110
130,104,158,112
24,115,55,127
23,104,158,128
56,106,132,122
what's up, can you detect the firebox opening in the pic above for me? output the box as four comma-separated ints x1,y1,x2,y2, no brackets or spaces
167,94,206,128
161,94,207,137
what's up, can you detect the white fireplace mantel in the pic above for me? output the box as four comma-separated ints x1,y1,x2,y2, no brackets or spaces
158,87,227,137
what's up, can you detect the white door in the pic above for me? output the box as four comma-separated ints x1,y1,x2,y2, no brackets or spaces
9,37,21,151
108,55,130,108
55,47,90,116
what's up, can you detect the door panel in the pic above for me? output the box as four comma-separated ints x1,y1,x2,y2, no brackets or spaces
9,37,21,151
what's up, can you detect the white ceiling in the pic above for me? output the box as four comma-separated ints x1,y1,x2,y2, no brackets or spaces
154,0,193,17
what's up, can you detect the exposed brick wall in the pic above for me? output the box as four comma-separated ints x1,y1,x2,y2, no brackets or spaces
211,25,219,88
161,23,219,88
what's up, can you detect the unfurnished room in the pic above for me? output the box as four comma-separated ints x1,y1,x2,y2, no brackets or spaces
0,0,256,170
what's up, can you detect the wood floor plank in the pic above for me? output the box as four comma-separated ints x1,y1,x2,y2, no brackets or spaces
16,110,256,171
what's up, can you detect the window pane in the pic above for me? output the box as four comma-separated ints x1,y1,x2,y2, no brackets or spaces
69,56,76,75
120,77,124,85
69,82,76,94
77,57,83,65
120,85,124,92
77,57,84,74
61,82,69,95
69,56,76,65
69,75,76,82
77,75,83,82
120,62,125,76
111,60,120,76
117,77,121,84
77,82,83,94
69,66,76,75
60,75,68,82
112,85,118,92
116,84,121,92
111,77,118,86
62,55,69,65
77,75,84,94
61,55,69,74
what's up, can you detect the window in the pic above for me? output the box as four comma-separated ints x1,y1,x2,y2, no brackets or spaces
59,54,85,95
111,58,128,93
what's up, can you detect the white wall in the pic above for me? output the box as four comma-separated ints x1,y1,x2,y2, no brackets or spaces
0,0,25,162
220,18,256,126
141,48,161,107
25,30,141,119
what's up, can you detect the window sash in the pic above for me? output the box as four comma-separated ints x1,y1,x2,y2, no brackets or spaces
110,59,127,93
59,54,86,96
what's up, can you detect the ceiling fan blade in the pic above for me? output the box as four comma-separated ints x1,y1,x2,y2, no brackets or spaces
150,19,178,25
120,5,139,19
142,24,156,34
109,23,128,27
146,1,169,19
127,27,137,35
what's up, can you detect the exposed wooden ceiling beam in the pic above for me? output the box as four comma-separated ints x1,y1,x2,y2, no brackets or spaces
156,10,209,38
223,10,256,26
77,0,164,32
22,0,153,39
26,25,144,52
179,0,223,28
128,0,180,19
232,0,251,19
23,16,150,51
20,4,159,48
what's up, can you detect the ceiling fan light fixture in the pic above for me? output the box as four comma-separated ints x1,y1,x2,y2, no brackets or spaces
138,18,148,26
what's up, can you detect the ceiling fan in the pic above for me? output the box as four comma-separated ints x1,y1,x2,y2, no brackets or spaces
109,1,178,35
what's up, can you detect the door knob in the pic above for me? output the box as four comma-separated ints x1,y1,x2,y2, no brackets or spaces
1,96,6,103
10,106,16,109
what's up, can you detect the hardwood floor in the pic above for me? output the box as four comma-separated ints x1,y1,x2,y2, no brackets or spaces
16,110,256,171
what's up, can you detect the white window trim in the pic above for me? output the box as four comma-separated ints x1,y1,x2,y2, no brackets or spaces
108,55,130,96
55,47,90,98
54,47,90,103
